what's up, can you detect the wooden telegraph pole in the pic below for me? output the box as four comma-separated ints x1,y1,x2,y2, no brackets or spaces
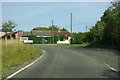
52,20,54,43
86,26,87,32
71,13,72,37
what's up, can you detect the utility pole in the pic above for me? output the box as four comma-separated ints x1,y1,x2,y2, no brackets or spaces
52,20,54,43
86,26,87,32
52,19,53,26
71,13,72,37
58,27,60,41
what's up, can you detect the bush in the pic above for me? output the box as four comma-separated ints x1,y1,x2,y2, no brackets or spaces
23,36,65,44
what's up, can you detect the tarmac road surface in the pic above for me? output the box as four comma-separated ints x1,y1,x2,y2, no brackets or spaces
10,45,119,78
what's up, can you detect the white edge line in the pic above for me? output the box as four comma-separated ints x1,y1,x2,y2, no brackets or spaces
6,49,45,79
103,62,118,72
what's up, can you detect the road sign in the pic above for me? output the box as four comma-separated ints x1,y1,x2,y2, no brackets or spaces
42,39,46,41
18,30,22,33
18,33,22,37
18,30,22,37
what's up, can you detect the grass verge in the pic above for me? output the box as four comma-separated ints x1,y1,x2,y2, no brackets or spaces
57,43,88,47
2,39,42,78
87,43,120,50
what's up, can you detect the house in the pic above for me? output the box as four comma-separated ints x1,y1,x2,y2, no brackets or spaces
9,32,18,38
31,30,52,37
0,32,5,38
0,30,17,38
23,30,71,37
23,31,32,36
22,30,73,43
51,31,71,36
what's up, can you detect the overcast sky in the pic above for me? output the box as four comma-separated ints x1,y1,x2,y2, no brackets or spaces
2,2,110,32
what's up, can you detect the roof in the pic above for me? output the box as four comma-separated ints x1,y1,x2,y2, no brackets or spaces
23,32,32,36
31,30,52,37
9,32,18,35
22,30,72,37
0,32,17,37
51,31,71,36
0,32,5,37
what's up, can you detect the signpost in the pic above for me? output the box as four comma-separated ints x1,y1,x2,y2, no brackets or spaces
42,39,46,44
18,30,22,37
18,30,22,33
18,33,22,37
18,30,23,45
58,27,60,41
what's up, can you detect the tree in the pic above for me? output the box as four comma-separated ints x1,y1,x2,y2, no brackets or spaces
2,20,17,47
100,1,120,46
33,27,49,30
33,26,68,31
101,8,114,45
89,21,105,42
2,22,9,35
60,28,68,31
49,25,58,31
88,1,120,50
70,32,90,44
2,20,17,39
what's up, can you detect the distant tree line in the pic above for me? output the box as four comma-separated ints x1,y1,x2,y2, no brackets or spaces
33,25,68,31
71,1,120,50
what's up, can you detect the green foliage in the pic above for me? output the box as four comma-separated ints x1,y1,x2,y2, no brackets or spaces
101,1,120,48
23,36,65,44
71,32,90,44
2,20,17,35
32,25,68,31
89,21,105,42
2,40,41,78
60,28,68,31
26,36,43,44
49,25,58,31
71,1,120,50
33,27,49,30
88,1,120,50
59,36,65,41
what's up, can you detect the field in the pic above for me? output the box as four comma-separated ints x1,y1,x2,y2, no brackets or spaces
1,39,42,78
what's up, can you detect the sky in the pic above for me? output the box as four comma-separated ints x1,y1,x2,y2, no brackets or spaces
2,2,111,32
1,0,111,2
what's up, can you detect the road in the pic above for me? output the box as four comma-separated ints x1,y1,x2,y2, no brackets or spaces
10,45,119,78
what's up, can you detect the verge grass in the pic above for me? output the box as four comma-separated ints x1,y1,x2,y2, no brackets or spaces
70,43,88,46
2,39,42,78
58,43,88,47
0,39,2,79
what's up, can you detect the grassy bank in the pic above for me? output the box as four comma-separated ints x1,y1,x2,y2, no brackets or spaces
2,39,42,78
87,43,120,50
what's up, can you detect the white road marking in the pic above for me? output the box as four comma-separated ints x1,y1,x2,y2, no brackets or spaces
103,62,118,72
6,49,45,79
42,49,45,53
